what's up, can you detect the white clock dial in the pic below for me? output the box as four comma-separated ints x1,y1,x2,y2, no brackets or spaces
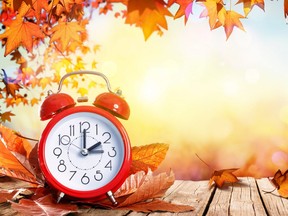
44,112,125,191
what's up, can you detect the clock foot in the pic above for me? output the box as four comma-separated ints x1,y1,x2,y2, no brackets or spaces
106,191,117,206
57,192,65,203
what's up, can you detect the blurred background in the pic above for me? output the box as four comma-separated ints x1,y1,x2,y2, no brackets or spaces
2,1,288,180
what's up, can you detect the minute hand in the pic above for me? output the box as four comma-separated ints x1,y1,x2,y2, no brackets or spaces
87,141,102,152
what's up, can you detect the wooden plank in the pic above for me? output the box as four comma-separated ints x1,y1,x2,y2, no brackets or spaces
139,179,213,216
256,178,288,216
205,177,267,216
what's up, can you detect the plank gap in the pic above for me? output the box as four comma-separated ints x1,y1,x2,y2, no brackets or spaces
255,179,270,216
201,185,216,216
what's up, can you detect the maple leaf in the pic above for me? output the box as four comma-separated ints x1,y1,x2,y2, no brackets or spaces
130,143,169,175
1,69,22,98
18,0,49,22
77,87,88,96
0,15,44,56
236,0,265,16
50,21,86,52
209,168,239,188
0,111,15,122
270,169,288,198
30,97,39,106
39,77,51,89
167,0,194,23
10,194,79,215
222,10,246,40
125,0,172,40
199,0,226,29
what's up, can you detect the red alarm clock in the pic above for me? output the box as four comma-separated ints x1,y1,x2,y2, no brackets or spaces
38,71,131,205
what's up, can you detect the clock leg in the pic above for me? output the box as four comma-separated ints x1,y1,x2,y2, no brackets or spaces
106,191,117,205
57,192,65,203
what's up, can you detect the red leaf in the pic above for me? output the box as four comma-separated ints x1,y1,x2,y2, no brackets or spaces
11,194,79,215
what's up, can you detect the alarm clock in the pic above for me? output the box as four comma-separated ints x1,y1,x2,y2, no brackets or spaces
38,71,131,205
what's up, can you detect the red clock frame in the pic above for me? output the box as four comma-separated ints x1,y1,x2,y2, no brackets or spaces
38,105,131,200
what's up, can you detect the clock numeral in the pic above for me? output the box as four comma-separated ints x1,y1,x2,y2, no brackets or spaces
69,171,77,181
53,147,62,158
81,173,90,185
108,147,117,157
79,121,90,133
102,132,111,144
95,124,98,135
94,170,103,181
105,160,112,171
69,125,75,136
58,160,67,172
58,135,70,145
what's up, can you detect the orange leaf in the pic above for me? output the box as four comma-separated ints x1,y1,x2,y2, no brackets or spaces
50,21,85,52
285,0,288,18
236,0,265,16
0,15,44,56
270,169,288,198
126,0,172,40
209,168,239,188
130,143,169,174
0,111,15,123
1,69,22,98
223,11,245,40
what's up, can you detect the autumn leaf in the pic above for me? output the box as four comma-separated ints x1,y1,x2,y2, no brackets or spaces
1,69,22,98
130,143,169,175
0,189,18,203
118,171,175,207
269,169,288,198
0,14,44,56
222,11,246,40
119,199,194,213
0,111,15,123
209,168,239,188
168,0,194,23
236,0,265,17
199,0,226,29
0,124,39,184
50,21,86,52
77,87,88,96
125,0,172,40
10,194,79,215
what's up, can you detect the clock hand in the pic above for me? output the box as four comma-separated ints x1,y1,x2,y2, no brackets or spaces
83,129,87,149
87,141,102,152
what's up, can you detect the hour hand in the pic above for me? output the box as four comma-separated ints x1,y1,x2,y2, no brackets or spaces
87,141,102,152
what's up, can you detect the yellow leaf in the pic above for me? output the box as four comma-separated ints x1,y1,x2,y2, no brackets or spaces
39,77,51,89
77,87,88,97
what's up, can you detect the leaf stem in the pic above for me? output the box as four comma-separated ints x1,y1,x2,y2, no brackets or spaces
195,153,214,171
14,132,39,142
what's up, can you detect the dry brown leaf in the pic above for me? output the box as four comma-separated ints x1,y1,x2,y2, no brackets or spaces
130,143,169,175
117,170,175,207
270,169,288,198
209,168,239,188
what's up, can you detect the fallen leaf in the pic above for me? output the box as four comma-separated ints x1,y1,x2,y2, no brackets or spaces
270,169,288,198
118,199,194,213
130,143,169,175
118,171,175,207
10,194,79,215
209,168,239,188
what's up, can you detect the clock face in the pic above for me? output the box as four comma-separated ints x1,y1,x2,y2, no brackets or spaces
39,106,130,198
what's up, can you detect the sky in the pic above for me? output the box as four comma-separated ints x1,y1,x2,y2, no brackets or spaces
2,0,288,180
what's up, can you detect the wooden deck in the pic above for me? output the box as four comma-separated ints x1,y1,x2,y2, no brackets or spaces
1,177,287,215
78,177,288,216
